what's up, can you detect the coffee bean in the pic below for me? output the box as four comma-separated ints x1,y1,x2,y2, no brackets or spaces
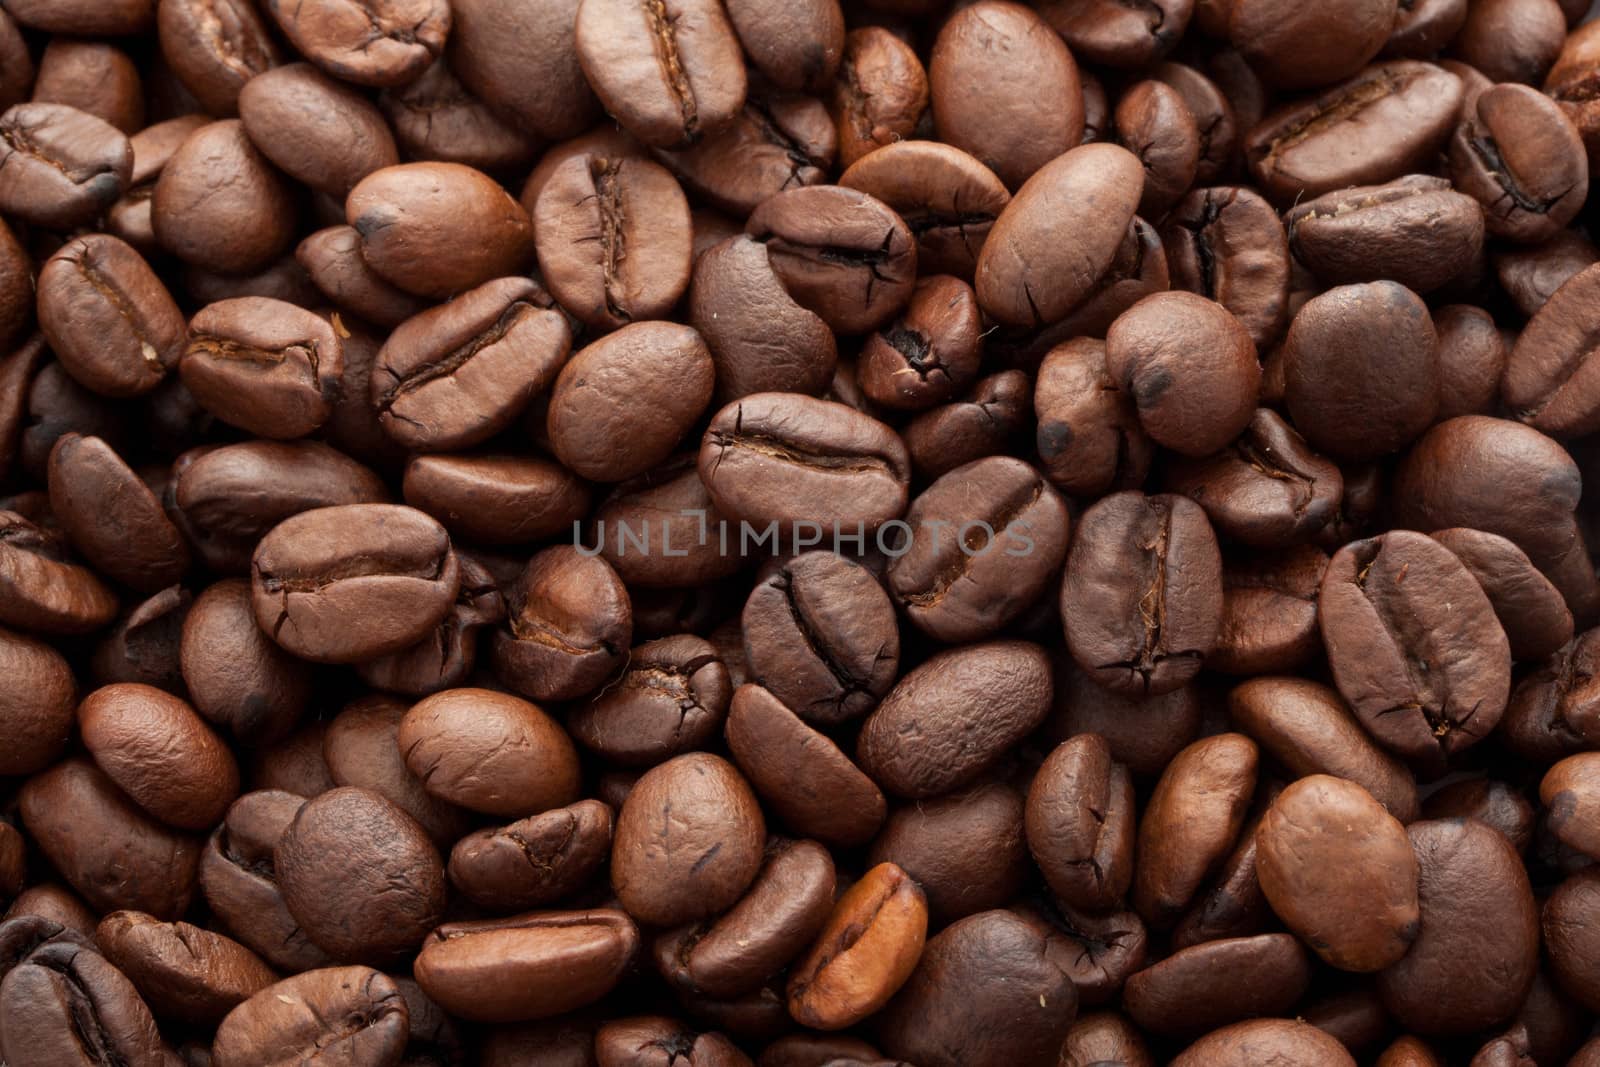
1036,0,1190,68
0,626,76,776
448,799,613,912
1432,527,1574,660
1287,175,1484,294
1134,733,1258,928
575,0,747,149
1434,304,1507,419
181,298,343,441
1027,734,1136,912
237,63,400,197
612,753,766,926
1034,338,1151,496
380,57,539,173
447,0,600,142
1061,1014,1155,1067
1544,868,1600,1013
156,0,282,116
262,0,450,88
857,640,1051,798
725,0,841,92
1125,934,1312,1037
211,966,409,1067
373,276,572,452
1163,186,1290,350
36,235,184,398
867,781,1028,926
399,687,580,817
153,120,295,274
1457,0,1565,84
403,452,591,546
1230,0,1395,89
1320,530,1511,769
904,370,1032,482
347,162,536,299
1170,1019,1357,1066
1501,628,1600,764
250,503,461,664
1022,899,1148,1008
0,509,119,635
96,911,276,1026
1061,492,1222,697
591,454,746,587
659,94,837,218
571,635,730,767
0,103,132,231
1451,84,1588,245
415,910,641,1023
787,862,926,1030
595,1016,749,1067
1116,80,1201,217
547,321,714,483
492,545,631,703
47,434,187,592
0,940,164,1067
275,787,446,963
829,28,929,167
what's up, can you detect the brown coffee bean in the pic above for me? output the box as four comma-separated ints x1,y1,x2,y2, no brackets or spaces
1124,934,1311,1037
1171,1019,1356,1066
403,453,591,546
574,0,747,149
1061,1013,1155,1067
875,908,1078,1067
0,103,132,231
570,635,729,767
1320,530,1511,769
1431,527,1574,660
1434,304,1507,419
347,162,536,299
976,144,1144,327
276,787,446,963
590,454,745,589
1378,819,1539,1034
0,626,76,776
399,687,580,817
415,910,641,1023
857,640,1051,798
724,684,888,848
1134,733,1258,928
904,370,1033,483
547,322,714,482
658,93,836,218
1026,734,1136,912
321,696,468,849
1283,282,1439,461
535,155,692,330
865,781,1027,926
1495,229,1597,318
1541,753,1600,859
96,911,275,1026
20,757,199,920
1450,83,1587,245
1019,900,1147,1008
1046,659,1201,780
1170,796,1274,949
746,185,917,334
181,299,343,441
1115,80,1201,218
36,235,184,399
296,226,425,329
1061,492,1223,698
493,546,632,703
250,503,461,664
47,434,187,592
1503,264,1600,438
156,0,282,116
380,57,538,174
447,0,600,143
725,0,842,92
596,1016,750,1067
374,277,572,452
612,753,766,926
1422,778,1535,854
0,509,119,635
237,63,400,197
153,120,295,275
1033,338,1150,496
829,28,929,168
263,0,450,87
211,966,409,1067
787,862,926,1030
1501,628,1600,763
0,940,165,1067
1036,0,1191,68
1286,175,1484,294
858,275,981,411
448,799,613,912
1163,187,1289,350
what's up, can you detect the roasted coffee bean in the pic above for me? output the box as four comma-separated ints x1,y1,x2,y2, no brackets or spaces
322,696,469,848
1171,1018,1356,1066
1286,175,1484,294
1503,264,1600,438
1036,0,1191,69
1422,778,1535,854
1434,304,1507,419
837,142,1008,281
32,38,142,133
1027,734,1136,912
1544,867,1600,1013
1115,80,1200,218
724,684,887,848
1018,899,1147,1008
1134,733,1258,928
1450,84,1587,245
1501,628,1600,763
1244,61,1464,203
595,1016,749,1067
1457,0,1565,84
724,0,841,92
153,120,295,274
211,966,410,1067
250,503,460,664
20,756,199,920
47,434,187,592
1170,796,1275,950
589,454,745,588
857,275,982,411
699,393,910,535
1495,229,1597,317
1061,1013,1155,1067
0,103,132,231
575,0,746,149
612,753,766,926
1542,752,1600,859
547,322,714,482
866,781,1027,925
1046,659,1201,779
570,635,729,767
786,861,925,1030
1164,187,1290,351
447,0,599,143
96,911,275,1026
1320,530,1511,769
262,0,450,88
347,162,536,299
181,298,343,440
0,940,164,1067
1033,338,1150,496
903,370,1032,482
399,687,579,817
657,94,836,218
976,144,1143,327
1124,934,1311,1037
1378,819,1539,1034
857,640,1051,798
1431,528,1574,660
1283,281,1438,461
534,156,692,330
380,57,538,174
1229,0,1395,89
886,457,1068,642
36,235,184,399
87,585,187,690
374,276,571,452
296,226,425,329
0,509,119,635
829,28,929,168
746,185,916,334
876,908,1078,1067
1061,492,1223,697
492,546,631,703
275,787,446,963
156,0,282,116
448,799,613,912
0,625,76,777
416,910,640,1024
238,63,400,197
403,453,590,546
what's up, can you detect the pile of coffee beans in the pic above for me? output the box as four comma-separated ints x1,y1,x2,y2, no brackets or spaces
8,0,1600,1063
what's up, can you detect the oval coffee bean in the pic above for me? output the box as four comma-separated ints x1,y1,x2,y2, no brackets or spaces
275,787,446,963
856,640,1051,798
211,966,409,1067
0,103,132,230
571,635,730,767
1033,337,1152,496
448,799,614,912
1431,527,1574,660
262,0,450,88
1170,1019,1356,1067
152,120,295,275
323,695,469,847
414,910,640,1023
1449,83,1587,245
237,63,400,196
403,452,591,546
1123,934,1311,1037
0,510,119,635
1212,550,1326,674
156,0,283,116
1541,753,1600,859
1163,186,1290,350
493,546,631,702
1256,775,1419,972
857,274,982,412
1026,734,1136,911
0,940,164,1067
1319,530,1511,769
96,911,276,1026
612,753,766,926
47,433,188,592
0,626,76,776
296,225,426,328
867,781,1028,925
179,579,311,746
250,504,460,664
36,235,184,398
1503,264,1600,438
829,27,929,167
787,861,926,1030
399,687,580,817
181,298,344,441
1061,492,1222,698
